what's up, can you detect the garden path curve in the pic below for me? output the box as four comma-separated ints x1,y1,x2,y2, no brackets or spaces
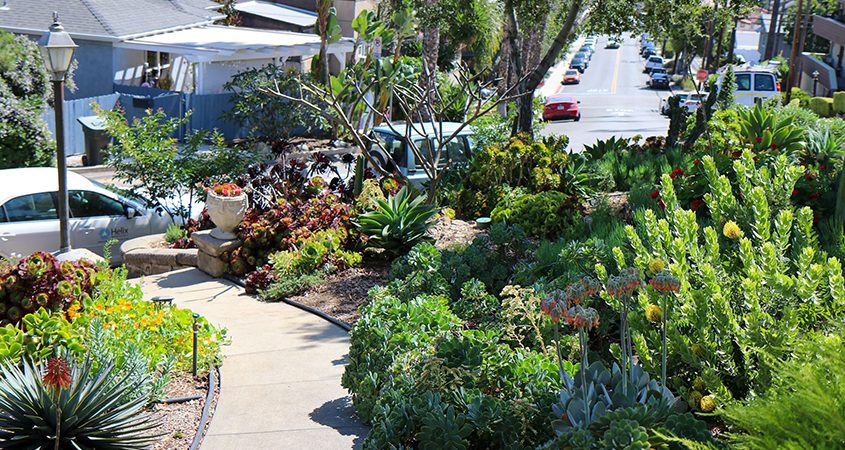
136,268,368,449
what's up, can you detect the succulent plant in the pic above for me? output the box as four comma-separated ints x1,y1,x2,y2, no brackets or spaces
355,186,438,255
664,412,714,442
0,356,159,448
599,419,650,450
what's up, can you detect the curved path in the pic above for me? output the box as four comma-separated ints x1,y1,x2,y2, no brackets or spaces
136,268,368,449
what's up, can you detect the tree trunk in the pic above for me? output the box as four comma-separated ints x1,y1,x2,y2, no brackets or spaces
513,0,584,136
497,15,513,117
422,0,440,114
764,0,781,60
713,23,725,72
786,0,804,102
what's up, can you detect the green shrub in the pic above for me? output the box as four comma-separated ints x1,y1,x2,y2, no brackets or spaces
809,96,834,117
723,333,845,449
355,185,438,255
0,98,53,169
834,91,845,114
491,190,581,238
0,356,159,448
614,155,845,401
789,87,811,108
164,223,185,244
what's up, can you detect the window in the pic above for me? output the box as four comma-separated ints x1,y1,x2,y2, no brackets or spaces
69,190,125,218
2,193,57,222
736,73,751,91
754,74,776,91
443,138,469,164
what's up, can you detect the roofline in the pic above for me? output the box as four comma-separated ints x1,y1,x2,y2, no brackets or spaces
0,17,222,42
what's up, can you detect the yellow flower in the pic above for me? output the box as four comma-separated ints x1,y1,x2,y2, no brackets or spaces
94,304,104,311
66,302,82,321
645,304,663,322
699,395,717,412
648,259,665,274
723,221,742,239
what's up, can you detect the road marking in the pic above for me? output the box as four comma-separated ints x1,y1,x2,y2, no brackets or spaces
610,46,622,95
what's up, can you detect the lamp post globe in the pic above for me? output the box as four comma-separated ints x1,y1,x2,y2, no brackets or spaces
38,12,77,254
811,70,820,97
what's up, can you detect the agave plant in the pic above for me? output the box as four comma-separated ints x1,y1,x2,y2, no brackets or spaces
737,104,805,153
354,186,438,254
0,356,159,448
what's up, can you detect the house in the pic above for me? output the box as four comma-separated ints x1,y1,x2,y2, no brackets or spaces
234,0,374,37
0,0,222,99
799,0,844,95
0,0,354,98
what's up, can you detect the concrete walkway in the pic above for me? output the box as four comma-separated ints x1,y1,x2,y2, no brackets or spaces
136,268,368,449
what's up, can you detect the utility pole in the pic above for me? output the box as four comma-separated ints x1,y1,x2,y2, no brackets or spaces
797,0,813,86
785,0,804,103
764,0,781,60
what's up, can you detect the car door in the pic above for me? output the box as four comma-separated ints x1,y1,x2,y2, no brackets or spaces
68,189,150,258
0,192,60,258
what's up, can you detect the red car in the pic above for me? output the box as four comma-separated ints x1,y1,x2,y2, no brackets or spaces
543,94,581,121
562,69,581,84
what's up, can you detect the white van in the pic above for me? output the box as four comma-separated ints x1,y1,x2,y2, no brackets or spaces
644,56,664,73
720,67,780,106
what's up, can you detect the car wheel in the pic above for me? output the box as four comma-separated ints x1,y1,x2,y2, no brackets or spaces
575,114,581,121
368,149,395,172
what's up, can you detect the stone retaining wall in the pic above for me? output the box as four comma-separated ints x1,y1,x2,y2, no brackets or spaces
120,234,198,278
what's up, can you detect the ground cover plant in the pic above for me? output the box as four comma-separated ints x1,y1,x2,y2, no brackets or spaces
0,252,226,446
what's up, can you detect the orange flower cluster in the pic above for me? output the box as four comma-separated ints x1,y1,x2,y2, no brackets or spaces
541,277,602,325
210,183,243,197
649,270,681,292
606,267,642,298
564,305,600,330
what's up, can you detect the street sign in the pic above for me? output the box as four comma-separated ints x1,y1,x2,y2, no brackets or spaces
696,69,709,82
373,37,382,57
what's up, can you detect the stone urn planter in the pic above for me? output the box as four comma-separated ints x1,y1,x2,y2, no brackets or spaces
206,189,248,240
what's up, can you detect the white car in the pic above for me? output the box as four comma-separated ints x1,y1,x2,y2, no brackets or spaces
644,56,665,73
0,168,176,262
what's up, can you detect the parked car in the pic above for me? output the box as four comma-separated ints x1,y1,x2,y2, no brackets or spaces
570,56,587,72
641,43,657,58
0,168,177,262
575,51,591,66
644,55,665,73
579,45,594,58
718,66,780,106
543,94,581,121
647,72,671,89
680,95,704,112
368,122,475,185
660,92,702,115
606,38,621,48
562,69,581,84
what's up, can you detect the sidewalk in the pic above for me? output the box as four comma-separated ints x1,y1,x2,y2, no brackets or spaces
536,36,586,99
136,268,368,449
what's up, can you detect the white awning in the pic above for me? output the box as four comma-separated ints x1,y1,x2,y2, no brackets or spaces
234,1,318,28
115,25,352,62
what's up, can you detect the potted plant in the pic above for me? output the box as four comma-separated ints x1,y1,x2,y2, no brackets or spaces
205,183,247,240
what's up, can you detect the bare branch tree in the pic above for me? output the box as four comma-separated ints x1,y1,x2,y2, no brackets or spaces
261,63,527,202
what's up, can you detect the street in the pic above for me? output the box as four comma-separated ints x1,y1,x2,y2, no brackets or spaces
539,35,672,151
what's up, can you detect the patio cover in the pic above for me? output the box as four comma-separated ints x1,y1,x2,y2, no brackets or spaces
115,25,353,63
234,1,318,28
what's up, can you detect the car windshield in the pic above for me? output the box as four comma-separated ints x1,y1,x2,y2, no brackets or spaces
566,70,578,75
572,58,583,63
652,68,666,74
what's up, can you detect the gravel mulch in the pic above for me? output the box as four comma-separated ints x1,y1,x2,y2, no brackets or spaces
149,372,219,450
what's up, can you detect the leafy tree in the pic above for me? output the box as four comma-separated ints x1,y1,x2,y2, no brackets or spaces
223,64,327,141
0,31,53,169
97,106,267,222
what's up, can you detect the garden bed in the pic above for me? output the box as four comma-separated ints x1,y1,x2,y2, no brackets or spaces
150,372,219,450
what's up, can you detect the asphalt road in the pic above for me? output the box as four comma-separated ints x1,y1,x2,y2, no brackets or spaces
540,35,672,151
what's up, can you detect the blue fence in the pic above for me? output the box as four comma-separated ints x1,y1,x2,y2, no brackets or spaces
43,86,247,157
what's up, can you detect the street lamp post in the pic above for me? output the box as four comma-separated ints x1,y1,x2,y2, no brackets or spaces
812,70,820,97
38,12,77,254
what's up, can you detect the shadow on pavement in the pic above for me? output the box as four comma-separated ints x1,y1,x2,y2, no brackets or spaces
310,397,369,449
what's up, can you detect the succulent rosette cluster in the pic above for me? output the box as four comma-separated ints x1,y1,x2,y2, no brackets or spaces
0,252,99,324
210,182,244,197
229,179,354,279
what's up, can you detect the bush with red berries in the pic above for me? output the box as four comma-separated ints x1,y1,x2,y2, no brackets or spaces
0,252,102,324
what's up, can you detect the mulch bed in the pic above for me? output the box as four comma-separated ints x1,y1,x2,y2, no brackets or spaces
149,372,219,449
